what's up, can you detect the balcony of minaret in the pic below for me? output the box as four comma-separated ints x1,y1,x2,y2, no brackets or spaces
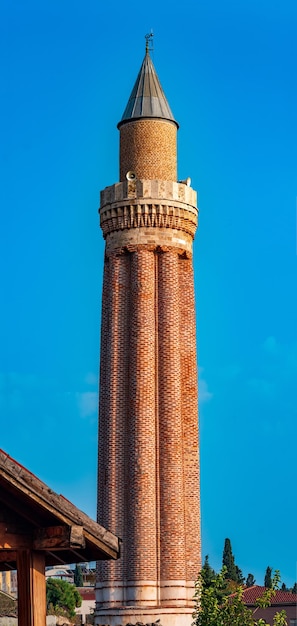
99,179,198,255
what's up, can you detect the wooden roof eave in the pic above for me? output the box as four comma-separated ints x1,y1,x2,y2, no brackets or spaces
0,450,120,567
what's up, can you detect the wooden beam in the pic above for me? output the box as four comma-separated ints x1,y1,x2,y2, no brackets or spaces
0,523,86,551
34,524,86,550
69,548,88,562
45,550,67,564
84,529,120,560
0,487,42,526
0,462,120,560
0,550,17,563
17,550,46,626
0,522,32,549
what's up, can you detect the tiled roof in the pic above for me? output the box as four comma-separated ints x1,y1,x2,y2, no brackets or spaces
240,586,297,605
119,49,177,127
76,587,96,601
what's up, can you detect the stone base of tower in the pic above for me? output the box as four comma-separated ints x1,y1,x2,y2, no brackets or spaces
95,581,195,626
95,607,194,626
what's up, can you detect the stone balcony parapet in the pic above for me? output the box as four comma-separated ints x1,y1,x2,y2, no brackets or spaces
100,179,197,208
99,180,198,246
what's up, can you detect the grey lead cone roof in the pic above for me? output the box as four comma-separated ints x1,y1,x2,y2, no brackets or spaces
119,49,178,127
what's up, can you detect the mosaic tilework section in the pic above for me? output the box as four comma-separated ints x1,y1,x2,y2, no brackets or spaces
119,119,177,182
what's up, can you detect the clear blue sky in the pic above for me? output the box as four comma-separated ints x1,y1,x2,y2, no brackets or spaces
1,0,297,587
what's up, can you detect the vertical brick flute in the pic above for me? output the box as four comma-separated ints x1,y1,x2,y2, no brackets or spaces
96,43,201,626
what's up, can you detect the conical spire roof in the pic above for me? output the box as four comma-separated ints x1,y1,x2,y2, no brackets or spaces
118,49,178,127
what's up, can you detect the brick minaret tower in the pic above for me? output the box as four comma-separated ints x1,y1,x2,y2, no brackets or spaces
96,40,201,626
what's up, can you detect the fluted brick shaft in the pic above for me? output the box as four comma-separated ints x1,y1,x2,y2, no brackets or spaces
179,257,201,584
97,256,110,585
97,254,130,598
96,245,201,624
158,252,186,592
127,250,157,596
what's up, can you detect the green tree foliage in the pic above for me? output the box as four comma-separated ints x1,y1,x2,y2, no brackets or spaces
235,565,245,585
273,610,288,625
292,582,297,594
193,568,254,626
192,567,288,626
201,555,229,602
201,556,216,589
246,573,256,587
264,566,273,588
46,578,82,618
74,564,83,587
222,538,237,581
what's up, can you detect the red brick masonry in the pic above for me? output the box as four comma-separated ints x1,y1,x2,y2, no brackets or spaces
96,81,201,625
97,245,201,605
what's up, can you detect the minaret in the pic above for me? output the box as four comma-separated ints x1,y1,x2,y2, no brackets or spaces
96,40,201,626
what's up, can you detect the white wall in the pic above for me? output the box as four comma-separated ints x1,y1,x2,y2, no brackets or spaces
76,597,95,624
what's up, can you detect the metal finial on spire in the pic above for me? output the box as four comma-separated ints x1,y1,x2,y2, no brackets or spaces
119,34,178,127
145,31,154,54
